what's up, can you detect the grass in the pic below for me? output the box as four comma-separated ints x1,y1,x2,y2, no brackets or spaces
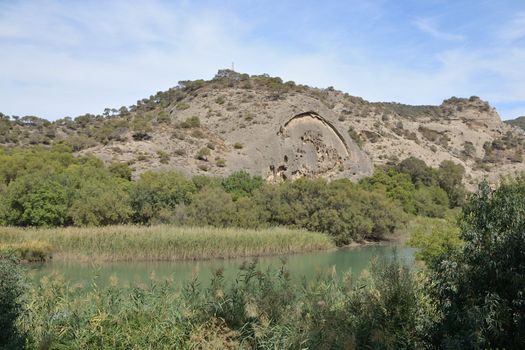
0,240,52,262
0,225,334,262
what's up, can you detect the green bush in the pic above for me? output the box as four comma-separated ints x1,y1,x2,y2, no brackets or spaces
221,171,263,199
407,216,462,263
0,257,26,349
397,156,435,186
195,147,210,160
424,180,525,348
414,185,449,218
436,160,466,207
360,166,417,214
2,173,69,227
182,186,236,227
68,180,131,226
130,171,196,224
178,116,200,128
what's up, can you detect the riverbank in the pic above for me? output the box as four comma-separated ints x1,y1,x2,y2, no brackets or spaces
0,225,335,262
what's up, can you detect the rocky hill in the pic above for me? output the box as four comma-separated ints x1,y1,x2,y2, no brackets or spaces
1,69,525,188
505,116,525,131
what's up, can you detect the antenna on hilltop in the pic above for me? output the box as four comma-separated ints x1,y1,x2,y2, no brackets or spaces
231,62,235,72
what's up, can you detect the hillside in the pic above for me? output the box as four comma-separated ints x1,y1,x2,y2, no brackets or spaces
505,116,525,131
1,69,525,188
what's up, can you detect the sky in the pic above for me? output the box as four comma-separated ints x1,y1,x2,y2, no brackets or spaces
1,0,525,121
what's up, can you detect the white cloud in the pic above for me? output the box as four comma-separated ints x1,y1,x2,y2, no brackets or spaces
414,17,465,42
0,1,524,121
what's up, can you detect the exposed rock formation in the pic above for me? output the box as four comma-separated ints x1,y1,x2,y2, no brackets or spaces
2,70,525,188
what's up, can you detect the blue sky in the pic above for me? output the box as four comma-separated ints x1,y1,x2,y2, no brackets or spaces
1,0,525,120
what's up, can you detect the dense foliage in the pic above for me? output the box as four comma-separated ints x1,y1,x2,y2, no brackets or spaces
0,147,465,244
0,256,27,349
2,176,524,348
423,179,525,349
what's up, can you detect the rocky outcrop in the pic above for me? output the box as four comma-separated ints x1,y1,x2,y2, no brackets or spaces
3,70,525,187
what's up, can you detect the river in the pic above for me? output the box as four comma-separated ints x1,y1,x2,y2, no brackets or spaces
29,244,415,288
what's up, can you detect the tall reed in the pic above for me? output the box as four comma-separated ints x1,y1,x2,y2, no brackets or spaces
0,225,334,261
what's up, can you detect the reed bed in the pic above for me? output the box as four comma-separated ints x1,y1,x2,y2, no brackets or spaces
0,225,334,261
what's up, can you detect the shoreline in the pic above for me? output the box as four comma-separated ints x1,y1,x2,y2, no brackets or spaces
21,238,402,264
0,225,406,264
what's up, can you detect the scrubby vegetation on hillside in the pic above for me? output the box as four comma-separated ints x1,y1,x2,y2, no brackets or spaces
0,146,466,245
504,115,525,130
0,71,313,149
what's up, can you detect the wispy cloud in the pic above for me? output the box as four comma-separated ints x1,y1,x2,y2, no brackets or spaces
0,0,524,120
414,17,465,42
498,11,525,43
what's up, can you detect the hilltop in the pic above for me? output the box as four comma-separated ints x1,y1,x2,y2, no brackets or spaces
505,116,525,131
1,69,525,188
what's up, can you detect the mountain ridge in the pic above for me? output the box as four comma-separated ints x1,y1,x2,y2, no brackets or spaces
1,69,524,189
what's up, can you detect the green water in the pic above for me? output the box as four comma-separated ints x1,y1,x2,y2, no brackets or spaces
29,245,415,288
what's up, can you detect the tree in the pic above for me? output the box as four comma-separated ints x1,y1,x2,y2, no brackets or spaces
2,173,69,226
436,160,466,207
69,180,131,226
397,157,435,186
130,171,196,224
414,185,449,218
221,171,264,199
183,186,236,227
425,180,525,348
359,166,417,214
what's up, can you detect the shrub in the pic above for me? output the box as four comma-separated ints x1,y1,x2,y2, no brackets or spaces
414,186,449,218
179,116,201,128
0,257,26,349
174,148,186,156
221,171,264,199
68,179,132,226
347,126,364,147
175,102,190,110
132,132,151,141
2,173,69,227
191,129,205,138
233,142,243,149
425,180,525,349
407,216,462,264
462,141,476,158
131,171,196,224
397,157,435,186
436,160,466,207
156,150,170,164
183,186,236,227
108,162,132,180
196,147,211,161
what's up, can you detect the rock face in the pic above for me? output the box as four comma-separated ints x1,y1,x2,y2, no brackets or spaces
219,109,372,182
258,111,370,181
2,70,525,188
